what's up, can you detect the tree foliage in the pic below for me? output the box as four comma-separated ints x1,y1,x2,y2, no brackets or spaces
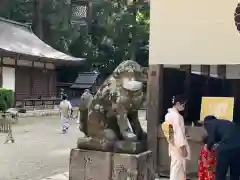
0,0,79,53
0,0,149,79
69,0,149,75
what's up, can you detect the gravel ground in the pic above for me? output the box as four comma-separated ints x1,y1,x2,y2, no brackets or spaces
0,110,147,180
0,117,84,180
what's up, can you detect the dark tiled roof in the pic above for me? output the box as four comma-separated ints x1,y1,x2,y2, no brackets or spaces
0,17,85,62
70,72,99,89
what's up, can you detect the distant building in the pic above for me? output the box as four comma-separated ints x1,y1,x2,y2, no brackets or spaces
57,72,102,99
71,71,101,95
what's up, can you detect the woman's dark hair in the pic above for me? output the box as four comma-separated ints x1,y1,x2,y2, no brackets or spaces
62,94,68,100
202,135,208,144
172,94,187,105
204,115,217,122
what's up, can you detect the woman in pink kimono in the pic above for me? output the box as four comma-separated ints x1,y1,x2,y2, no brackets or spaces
163,95,190,180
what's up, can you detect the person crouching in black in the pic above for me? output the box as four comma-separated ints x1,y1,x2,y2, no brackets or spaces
203,115,240,180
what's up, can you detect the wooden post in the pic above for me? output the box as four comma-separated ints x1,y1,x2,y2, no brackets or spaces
44,62,50,96
30,61,34,97
14,55,18,107
147,64,163,176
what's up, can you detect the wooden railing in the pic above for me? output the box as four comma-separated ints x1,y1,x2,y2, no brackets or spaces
16,97,61,110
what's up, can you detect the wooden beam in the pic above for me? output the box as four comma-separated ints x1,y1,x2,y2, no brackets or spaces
147,64,163,175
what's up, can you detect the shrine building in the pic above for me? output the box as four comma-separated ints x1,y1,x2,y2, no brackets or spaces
0,17,84,106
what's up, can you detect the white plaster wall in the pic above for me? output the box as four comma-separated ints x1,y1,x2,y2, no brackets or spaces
2,67,15,91
150,0,240,65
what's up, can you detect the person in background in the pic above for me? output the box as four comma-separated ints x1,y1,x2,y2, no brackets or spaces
198,135,216,180
79,89,93,135
59,94,72,133
162,94,190,180
60,88,65,100
203,115,240,180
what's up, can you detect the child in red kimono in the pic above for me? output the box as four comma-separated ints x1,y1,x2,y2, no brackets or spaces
198,136,216,180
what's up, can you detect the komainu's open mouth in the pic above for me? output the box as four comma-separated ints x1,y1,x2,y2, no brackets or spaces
123,80,143,91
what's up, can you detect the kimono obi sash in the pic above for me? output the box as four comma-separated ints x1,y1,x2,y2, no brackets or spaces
161,121,174,144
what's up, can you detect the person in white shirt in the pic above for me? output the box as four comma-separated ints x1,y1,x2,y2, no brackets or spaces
164,95,190,180
59,94,72,133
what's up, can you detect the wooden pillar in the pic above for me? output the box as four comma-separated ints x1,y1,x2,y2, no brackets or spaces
30,61,34,97
44,62,50,96
14,56,18,106
147,64,163,175
201,65,210,95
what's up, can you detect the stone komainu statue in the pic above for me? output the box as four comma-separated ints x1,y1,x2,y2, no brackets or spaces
78,60,148,153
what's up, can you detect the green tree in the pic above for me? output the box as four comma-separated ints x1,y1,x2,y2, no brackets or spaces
0,0,33,24
0,0,79,53
0,0,149,79
69,0,150,76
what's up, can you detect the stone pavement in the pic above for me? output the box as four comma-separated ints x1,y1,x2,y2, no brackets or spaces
41,172,169,180
0,110,148,180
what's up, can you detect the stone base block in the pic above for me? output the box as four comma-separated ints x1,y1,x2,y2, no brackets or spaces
112,150,154,180
69,149,154,180
69,149,112,180
77,137,147,154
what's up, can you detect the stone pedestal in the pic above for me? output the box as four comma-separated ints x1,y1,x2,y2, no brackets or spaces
69,149,112,180
112,150,154,180
69,149,154,180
